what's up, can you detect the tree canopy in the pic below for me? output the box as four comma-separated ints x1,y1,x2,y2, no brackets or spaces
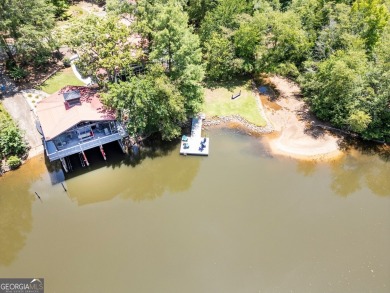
99,0,204,139
64,14,143,85
66,0,390,142
2,0,389,142
0,0,57,67
103,65,187,140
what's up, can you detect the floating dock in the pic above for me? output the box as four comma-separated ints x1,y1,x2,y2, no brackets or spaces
180,116,209,156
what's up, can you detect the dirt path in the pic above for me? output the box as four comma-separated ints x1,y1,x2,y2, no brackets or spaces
261,76,342,160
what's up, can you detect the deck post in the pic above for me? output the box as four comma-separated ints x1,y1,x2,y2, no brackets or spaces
82,151,89,166
79,145,89,166
100,145,106,160
118,139,126,153
60,157,68,173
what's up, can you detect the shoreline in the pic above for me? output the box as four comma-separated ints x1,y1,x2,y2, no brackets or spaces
203,75,343,162
0,74,347,174
203,116,343,162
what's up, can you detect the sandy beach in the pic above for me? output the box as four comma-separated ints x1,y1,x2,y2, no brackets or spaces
261,76,342,161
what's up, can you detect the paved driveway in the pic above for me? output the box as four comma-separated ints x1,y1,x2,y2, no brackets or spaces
1,69,44,158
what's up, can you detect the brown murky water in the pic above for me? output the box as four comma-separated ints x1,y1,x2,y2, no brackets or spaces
0,128,389,293
260,94,282,111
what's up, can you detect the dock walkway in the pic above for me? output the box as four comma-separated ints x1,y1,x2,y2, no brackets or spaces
180,116,209,156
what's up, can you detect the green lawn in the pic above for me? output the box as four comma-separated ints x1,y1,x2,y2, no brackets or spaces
203,79,266,127
39,67,84,94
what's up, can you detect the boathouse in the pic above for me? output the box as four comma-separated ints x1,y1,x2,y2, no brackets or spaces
36,86,128,171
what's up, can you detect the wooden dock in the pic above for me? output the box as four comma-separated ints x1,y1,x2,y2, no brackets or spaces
180,117,209,156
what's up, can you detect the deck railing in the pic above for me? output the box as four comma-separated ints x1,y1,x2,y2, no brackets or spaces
46,132,124,161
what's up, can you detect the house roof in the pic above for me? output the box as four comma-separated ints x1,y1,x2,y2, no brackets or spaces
36,86,116,140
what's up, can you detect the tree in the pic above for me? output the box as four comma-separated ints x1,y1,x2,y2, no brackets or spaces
0,105,27,159
253,0,280,12
64,15,143,84
148,0,204,115
234,14,266,73
203,32,240,80
0,0,56,66
199,0,251,43
256,10,310,76
300,47,373,132
351,0,389,52
103,65,187,140
186,0,218,28
347,110,372,133
290,0,327,43
106,0,135,16
313,3,353,60
149,1,200,77
49,0,70,19
364,22,390,141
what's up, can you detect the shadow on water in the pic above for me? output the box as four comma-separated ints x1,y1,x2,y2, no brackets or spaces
0,135,194,265
63,135,180,179
44,155,65,185
295,137,390,197
44,133,181,184
56,134,202,205
295,160,319,177
338,136,390,162
330,138,390,197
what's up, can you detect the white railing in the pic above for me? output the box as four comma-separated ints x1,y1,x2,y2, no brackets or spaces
47,133,123,161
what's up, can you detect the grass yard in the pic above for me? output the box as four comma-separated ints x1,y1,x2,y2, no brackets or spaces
203,79,266,127
39,67,84,94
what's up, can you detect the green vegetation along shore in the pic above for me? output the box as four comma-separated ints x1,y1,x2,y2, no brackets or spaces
0,103,27,171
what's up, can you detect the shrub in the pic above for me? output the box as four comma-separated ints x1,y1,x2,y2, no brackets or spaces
7,156,22,170
63,57,71,67
9,66,28,81
0,108,27,158
33,52,51,68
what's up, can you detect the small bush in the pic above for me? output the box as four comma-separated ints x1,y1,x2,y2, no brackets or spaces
7,156,22,170
9,66,28,81
28,94,32,97
33,51,52,68
63,57,71,67
0,112,28,158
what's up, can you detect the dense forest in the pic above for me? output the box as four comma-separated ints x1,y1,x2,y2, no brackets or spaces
1,0,389,145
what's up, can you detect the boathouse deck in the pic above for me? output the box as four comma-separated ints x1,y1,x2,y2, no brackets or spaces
44,121,127,161
180,116,209,156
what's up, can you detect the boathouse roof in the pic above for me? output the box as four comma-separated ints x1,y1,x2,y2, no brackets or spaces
36,86,116,140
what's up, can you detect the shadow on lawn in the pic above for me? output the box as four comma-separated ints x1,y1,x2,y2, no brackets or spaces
204,76,253,92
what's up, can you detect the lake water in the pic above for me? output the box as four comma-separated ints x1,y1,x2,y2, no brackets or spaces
0,128,389,292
